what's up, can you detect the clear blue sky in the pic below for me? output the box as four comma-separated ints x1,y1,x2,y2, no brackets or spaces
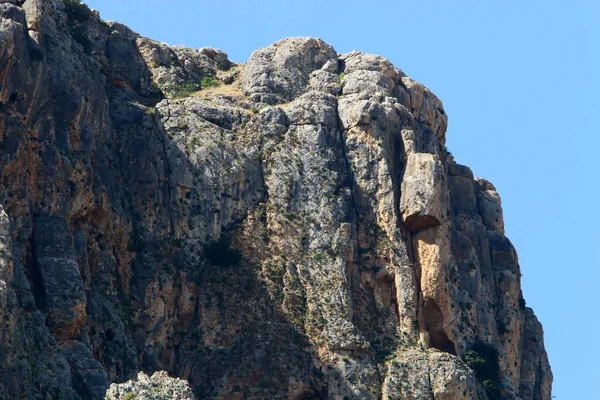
85,1,597,398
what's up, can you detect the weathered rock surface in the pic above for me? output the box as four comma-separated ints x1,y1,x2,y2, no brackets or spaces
0,1,551,399
105,371,195,400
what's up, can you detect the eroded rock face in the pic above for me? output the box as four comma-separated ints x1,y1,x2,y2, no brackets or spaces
0,2,551,399
401,153,446,232
240,37,338,104
105,371,195,400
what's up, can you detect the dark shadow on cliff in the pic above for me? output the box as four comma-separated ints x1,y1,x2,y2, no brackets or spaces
99,29,328,400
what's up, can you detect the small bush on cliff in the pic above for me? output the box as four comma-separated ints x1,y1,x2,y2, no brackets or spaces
63,0,93,54
201,75,220,89
62,0,92,23
464,341,501,399
204,236,241,266
172,83,200,99
69,25,92,53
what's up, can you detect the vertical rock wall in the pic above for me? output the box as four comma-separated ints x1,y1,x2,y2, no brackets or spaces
0,1,551,399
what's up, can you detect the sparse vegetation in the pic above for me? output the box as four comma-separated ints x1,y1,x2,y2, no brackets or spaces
170,76,221,99
62,0,92,23
464,341,501,400
70,25,92,54
311,250,325,263
201,75,221,89
172,83,200,99
496,320,510,335
63,0,93,54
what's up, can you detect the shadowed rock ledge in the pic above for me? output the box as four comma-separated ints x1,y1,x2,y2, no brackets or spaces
0,1,551,399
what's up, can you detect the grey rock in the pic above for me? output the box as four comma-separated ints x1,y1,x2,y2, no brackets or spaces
137,36,233,99
240,37,338,103
62,341,110,400
520,308,553,400
383,350,486,400
401,153,446,232
448,168,477,213
341,50,405,83
0,3,25,24
0,3,552,398
475,178,505,234
33,217,87,341
105,371,195,400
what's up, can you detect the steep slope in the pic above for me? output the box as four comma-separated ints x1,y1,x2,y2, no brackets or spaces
0,1,552,399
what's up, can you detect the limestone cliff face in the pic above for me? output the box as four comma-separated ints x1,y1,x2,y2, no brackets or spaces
0,1,552,399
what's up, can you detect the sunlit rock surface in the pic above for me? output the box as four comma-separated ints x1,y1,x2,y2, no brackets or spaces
0,1,551,399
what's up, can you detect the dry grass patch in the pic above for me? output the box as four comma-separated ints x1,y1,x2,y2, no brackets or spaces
193,84,244,99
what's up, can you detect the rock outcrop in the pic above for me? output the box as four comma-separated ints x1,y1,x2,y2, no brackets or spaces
0,1,552,399
105,371,195,400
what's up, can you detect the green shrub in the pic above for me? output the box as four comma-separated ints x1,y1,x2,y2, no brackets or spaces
172,83,200,99
464,341,501,399
201,75,220,89
496,320,510,335
124,392,135,400
63,0,93,54
311,250,325,263
70,25,92,54
204,236,241,266
62,0,92,23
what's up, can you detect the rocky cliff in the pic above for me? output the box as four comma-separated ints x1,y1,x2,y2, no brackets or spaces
0,1,552,399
